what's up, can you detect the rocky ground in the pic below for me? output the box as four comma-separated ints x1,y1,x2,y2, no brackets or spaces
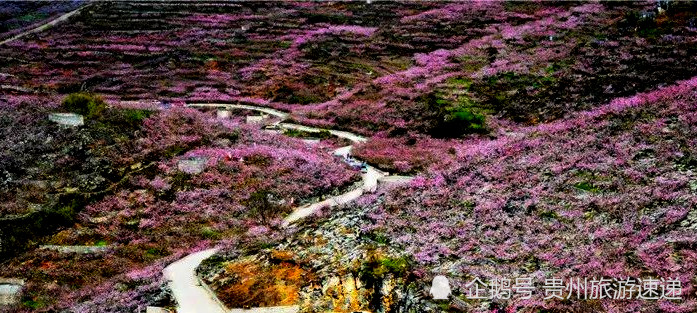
198,193,432,313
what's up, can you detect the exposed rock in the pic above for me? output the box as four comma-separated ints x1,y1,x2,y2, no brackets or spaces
39,245,110,254
48,113,84,127
0,278,24,306
145,307,169,313
177,157,208,175
246,115,267,124
201,196,439,313
301,139,321,146
217,109,231,119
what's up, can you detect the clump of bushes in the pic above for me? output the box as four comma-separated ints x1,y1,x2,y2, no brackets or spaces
359,251,411,281
246,190,279,224
60,92,107,118
267,81,326,105
99,108,154,132
444,107,486,134
283,128,332,139
420,91,486,138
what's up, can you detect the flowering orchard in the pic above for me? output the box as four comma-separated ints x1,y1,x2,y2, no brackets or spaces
1,1,697,313
0,104,358,311
360,77,697,312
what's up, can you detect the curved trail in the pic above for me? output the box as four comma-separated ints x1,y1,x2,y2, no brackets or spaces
188,103,367,142
0,4,91,46
188,103,385,225
163,249,227,313
165,102,402,313
189,103,290,120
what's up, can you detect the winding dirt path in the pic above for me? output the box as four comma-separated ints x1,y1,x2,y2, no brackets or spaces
164,103,395,313
0,4,91,46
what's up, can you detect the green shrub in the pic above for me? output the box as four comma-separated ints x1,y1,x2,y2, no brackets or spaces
421,91,487,138
246,190,277,224
574,181,601,193
283,128,332,139
22,299,46,310
200,226,221,240
445,107,486,134
120,108,151,126
359,252,411,281
60,92,107,118
380,256,410,274
102,108,153,129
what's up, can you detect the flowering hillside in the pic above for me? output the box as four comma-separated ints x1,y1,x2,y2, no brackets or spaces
197,74,697,313
357,76,697,312
1,1,697,313
0,1,84,39
7,0,692,174
3,1,695,133
0,104,358,312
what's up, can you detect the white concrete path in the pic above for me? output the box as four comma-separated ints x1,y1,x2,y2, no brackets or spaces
279,142,382,226
167,103,397,313
187,103,289,119
188,103,367,143
163,248,228,313
187,103,383,227
279,123,367,143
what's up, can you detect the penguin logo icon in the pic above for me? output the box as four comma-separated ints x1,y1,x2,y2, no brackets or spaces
430,275,451,300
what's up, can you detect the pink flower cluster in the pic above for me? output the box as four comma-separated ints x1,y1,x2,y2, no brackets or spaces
292,25,378,46
360,76,697,312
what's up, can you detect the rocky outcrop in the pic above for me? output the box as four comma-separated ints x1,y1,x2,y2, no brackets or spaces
0,278,24,306
299,272,403,313
200,196,439,313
